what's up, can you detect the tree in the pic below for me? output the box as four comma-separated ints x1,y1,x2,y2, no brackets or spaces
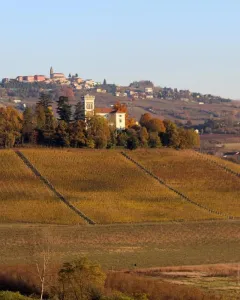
117,131,128,147
57,96,72,123
22,107,35,143
178,128,200,149
145,118,166,133
103,79,107,85
54,121,70,147
148,132,162,148
74,101,84,121
139,113,152,127
0,107,22,148
54,257,106,300
87,116,110,149
69,120,86,147
126,129,139,150
138,127,149,147
37,92,52,109
162,119,180,148
35,104,46,130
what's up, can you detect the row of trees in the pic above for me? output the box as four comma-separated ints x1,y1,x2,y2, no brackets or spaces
0,94,200,149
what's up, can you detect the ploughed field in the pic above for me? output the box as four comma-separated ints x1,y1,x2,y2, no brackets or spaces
129,149,240,218
21,149,216,224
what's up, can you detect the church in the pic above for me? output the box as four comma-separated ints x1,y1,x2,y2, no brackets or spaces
81,94,126,130
50,67,65,80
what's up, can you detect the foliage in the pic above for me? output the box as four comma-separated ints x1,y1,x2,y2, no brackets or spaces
0,291,32,300
87,116,110,149
57,96,72,123
0,107,22,148
54,257,106,300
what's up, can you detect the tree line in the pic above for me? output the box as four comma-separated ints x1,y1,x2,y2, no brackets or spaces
0,93,200,149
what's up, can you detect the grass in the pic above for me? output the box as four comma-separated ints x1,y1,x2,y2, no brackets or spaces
0,220,239,269
21,148,216,224
129,148,240,217
0,150,84,224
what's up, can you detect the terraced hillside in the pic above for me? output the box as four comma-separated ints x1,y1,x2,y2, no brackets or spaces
0,150,84,224
129,149,240,218
22,149,215,224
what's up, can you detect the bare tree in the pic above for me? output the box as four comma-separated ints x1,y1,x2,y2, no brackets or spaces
28,229,53,300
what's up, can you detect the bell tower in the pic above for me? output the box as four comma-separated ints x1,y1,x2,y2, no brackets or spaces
50,66,53,79
81,94,95,118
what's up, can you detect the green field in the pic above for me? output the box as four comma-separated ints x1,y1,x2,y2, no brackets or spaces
0,220,239,269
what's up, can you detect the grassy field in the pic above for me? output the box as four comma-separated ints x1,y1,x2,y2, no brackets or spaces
21,148,217,224
0,220,239,269
0,150,84,224
129,148,240,218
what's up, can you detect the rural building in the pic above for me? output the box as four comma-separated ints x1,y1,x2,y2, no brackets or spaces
2,78,10,83
34,75,46,82
23,76,34,82
145,87,153,93
81,94,126,129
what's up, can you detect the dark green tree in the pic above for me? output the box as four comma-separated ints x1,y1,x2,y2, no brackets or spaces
37,92,52,109
57,96,72,123
69,120,86,147
103,78,107,86
126,129,139,150
54,121,70,147
148,132,162,148
74,101,84,121
22,107,35,143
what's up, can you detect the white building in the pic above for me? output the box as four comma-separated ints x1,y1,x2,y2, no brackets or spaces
145,87,153,93
81,94,126,129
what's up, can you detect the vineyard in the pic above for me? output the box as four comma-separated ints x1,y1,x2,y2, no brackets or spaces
129,149,240,218
0,150,84,224
1,148,240,224
21,149,216,224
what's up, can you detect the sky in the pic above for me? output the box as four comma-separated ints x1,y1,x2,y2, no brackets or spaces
1,0,240,99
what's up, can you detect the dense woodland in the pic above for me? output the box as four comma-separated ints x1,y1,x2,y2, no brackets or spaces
0,93,200,149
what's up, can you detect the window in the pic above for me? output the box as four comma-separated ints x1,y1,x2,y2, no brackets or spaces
119,119,122,123
86,103,93,110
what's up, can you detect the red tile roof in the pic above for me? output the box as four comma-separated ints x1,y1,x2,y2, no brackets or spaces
95,107,113,113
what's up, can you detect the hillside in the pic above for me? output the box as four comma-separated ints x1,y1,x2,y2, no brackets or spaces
1,148,240,225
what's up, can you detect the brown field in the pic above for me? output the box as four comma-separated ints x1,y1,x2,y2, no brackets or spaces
0,150,84,224
129,148,240,217
0,220,239,269
21,148,216,224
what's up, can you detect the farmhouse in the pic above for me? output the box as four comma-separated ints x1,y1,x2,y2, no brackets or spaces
81,94,126,130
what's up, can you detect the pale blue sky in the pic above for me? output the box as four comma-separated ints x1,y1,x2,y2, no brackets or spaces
1,0,240,98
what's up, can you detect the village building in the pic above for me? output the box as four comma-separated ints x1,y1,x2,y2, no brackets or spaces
81,94,126,130
34,75,46,82
50,66,65,80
